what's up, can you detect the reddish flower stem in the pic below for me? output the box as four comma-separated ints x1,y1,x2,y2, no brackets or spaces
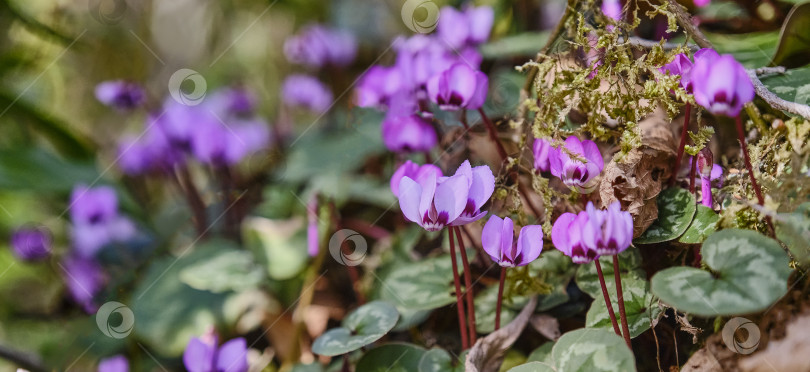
670,103,691,186
594,260,622,337
176,166,207,237
454,226,477,345
734,116,765,206
613,256,633,349
449,228,470,350
495,266,506,331
478,108,508,160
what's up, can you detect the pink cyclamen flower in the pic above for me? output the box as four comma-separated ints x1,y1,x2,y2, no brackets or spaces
548,136,604,192
659,48,717,94
98,355,128,372
481,215,543,267
691,52,753,117
281,74,333,113
390,160,443,197
183,331,248,372
381,114,437,153
355,66,404,109
437,5,494,49
426,63,488,111
552,211,598,264
448,160,495,226
694,0,710,7
602,0,622,22
533,138,552,172
696,148,714,207
581,201,633,256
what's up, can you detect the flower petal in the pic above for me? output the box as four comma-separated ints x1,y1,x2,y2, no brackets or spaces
434,174,469,223
398,176,423,224
216,338,249,372
516,225,544,266
481,215,505,262
551,213,576,257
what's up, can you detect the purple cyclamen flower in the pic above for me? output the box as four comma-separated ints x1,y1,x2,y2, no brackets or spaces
552,211,598,264
95,80,145,110
602,0,622,22
481,216,543,267
62,255,105,313
118,125,184,176
533,138,552,172
397,166,469,231
283,24,356,68
395,35,481,91
448,160,495,226
98,355,129,372
695,0,710,7
190,118,271,166
208,87,256,117
355,66,405,109
696,148,715,207
660,53,694,92
307,195,319,257
437,5,494,49
691,52,753,117
426,63,488,111
548,136,604,193
183,333,248,372
69,185,136,257
281,75,333,113
581,201,633,256
10,226,51,262
381,114,437,153
390,160,443,197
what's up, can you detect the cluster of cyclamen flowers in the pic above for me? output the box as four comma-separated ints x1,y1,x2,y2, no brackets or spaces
356,5,493,153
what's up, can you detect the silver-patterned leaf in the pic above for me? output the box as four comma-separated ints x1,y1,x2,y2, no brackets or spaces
553,328,636,371
418,349,466,372
585,276,661,338
678,205,719,244
376,253,466,311
575,249,644,299
311,301,399,356
355,343,426,372
635,188,697,244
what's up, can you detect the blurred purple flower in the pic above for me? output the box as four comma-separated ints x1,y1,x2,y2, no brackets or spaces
281,75,333,113
390,160,443,197
69,185,136,257
381,114,437,153
307,195,319,257
95,80,145,111
426,63,488,111
691,52,753,117
694,0,710,7
548,136,604,193
62,255,105,313
208,87,257,117
284,24,356,68
117,126,183,176
183,333,248,372
448,160,495,226
355,66,405,108
532,138,552,172
481,215,543,267
98,355,129,372
397,165,469,232
660,53,693,92
191,118,270,166
10,226,51,262
551,211,597,264
582,201,633,256
602,0,622,22
437,5,494,49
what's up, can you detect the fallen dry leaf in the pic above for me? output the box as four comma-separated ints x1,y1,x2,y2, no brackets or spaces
465,297,538,372
530,314,561,341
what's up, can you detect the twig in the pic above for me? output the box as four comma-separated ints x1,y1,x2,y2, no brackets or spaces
624,36,698,51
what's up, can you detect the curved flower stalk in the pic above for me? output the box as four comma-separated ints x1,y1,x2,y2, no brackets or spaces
481,215,543,330
548,136,604,193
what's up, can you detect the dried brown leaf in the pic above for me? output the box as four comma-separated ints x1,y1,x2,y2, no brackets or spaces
465,297,538,372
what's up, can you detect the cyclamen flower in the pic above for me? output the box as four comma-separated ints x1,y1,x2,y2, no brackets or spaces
281,75,333,113
548,136,604,192
695,0,710,7
426,63,488,111
191,118,271,166
532,138,552,172
481,216,543,267
62,255,105,313
696,148,716,207
381,114,437,153
390,160,442,197
183,332,248,372
95,80,145,110
448,160,495,226
581,201,633,256
602,0,622,22
70,185,136,257
659,48,717,94
552,211,597,264
355,66,404,108
10,226,51,262
284,24,356,68
437,5,494,49
98,355,128,372
691,52,753,117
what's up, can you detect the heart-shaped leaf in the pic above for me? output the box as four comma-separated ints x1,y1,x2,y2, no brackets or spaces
509,328,636,371
679,205,719,244
474,281,532,333
526,342,554,364
355,343,426,372
179,241,265,293
636,188,696,244
418,349,467,372
375,253,467,311
585,276,662,338
531,250,577,311
242,216,308,280
575,249,644,299
508,362,555,372
776,202,810,265
771,3,810,68
760,65,810,105
651,229,793,316
312,301,399,356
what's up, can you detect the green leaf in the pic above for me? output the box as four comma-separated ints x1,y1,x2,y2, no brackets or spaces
530,250,577,311
354,343,426,372
507,362,556,372
551,328,636,372
526,342,555,364
771,3,810,68
679,205,720,244
776,202,810,264
635,188,697,244
418,349,466,372
706,32,780,68
375,253,467,311
179,240,265,293
651,229,793,316
760,65,810,106
242,216,309,280
575,249,645,299
0,148,98,192
474,282,530,334
312,301,399,356
585,276,662,338
480,32,550,58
